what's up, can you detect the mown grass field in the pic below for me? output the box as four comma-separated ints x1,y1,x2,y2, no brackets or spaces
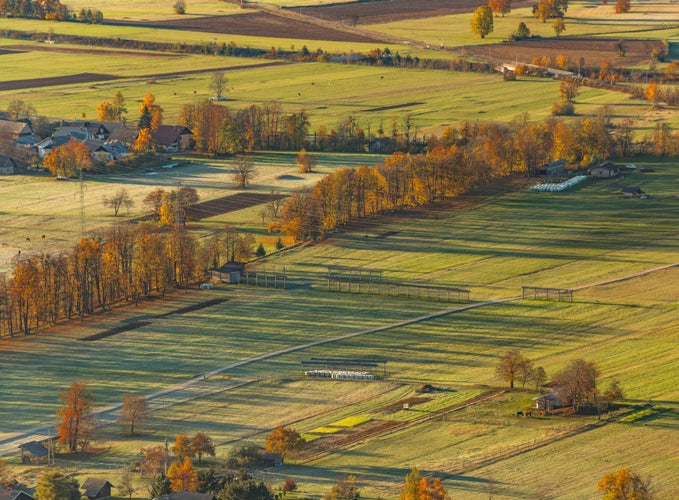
1,158,678,498
0,42,653,133
0,151,381,269
367,2,679,47
0,2,678,498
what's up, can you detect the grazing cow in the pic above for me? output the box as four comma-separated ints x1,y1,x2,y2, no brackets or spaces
516,411,524,417
25,237,30,241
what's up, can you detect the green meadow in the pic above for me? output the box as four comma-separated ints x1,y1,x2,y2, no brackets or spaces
0,43,650,133
0,1,678,497
367,3,679,47
1,158,678,497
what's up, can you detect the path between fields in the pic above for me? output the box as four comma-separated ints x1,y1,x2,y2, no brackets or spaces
0,262,676,457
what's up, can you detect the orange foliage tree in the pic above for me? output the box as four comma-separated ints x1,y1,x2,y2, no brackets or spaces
56,379,94,453
597,468,653,499
488,0,511,16
400,467,450,500
172,434,195,461
139,92,163,132
135,128,152,152
265,426,305,462
167,458,199,492
43,137,93,177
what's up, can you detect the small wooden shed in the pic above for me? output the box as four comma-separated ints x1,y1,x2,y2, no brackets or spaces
591,162,620,178
18,441,49,464
210,262,245,284
81,478,114,500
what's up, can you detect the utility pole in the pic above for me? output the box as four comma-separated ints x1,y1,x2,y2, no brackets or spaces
79,165,85,238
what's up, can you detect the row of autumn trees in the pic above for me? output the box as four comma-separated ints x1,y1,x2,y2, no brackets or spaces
273,110,651,242
0,215,256,337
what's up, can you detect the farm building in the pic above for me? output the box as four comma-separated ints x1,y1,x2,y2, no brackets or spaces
18,440,49,464
621,186,646,198
150,125,192,152
0,489,36,500
590,162,620,178
83,140,127,163
81,478,114,500
0,120,35,140
58,121,111,141
537,159,567,177
35,135,71,159
532,393,561,411
261,452,283,467
210,262,245,283
0,154,18,174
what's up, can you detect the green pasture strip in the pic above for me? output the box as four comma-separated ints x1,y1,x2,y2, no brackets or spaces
0,56,639,136
0,287,444,432
366,4,677,48
300,395,679,499
377,389,486,423
65,0,238,21
257,161,679,299
226,295,679,400
619,406,657,423
0,18,392,54
301,433,322,442
0,43,269,81
329,415,372,427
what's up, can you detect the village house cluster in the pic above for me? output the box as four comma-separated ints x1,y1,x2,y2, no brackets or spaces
0,117,192,174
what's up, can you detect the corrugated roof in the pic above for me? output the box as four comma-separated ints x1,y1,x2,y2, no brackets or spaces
19,441,48,458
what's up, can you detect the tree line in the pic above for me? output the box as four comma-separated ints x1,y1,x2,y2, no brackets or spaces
0,0,102,23
0,205,258,338
273,110,676,242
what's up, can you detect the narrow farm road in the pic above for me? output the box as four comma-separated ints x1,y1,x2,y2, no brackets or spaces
0,262,675,457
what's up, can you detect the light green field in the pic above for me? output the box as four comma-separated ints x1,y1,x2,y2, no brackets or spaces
366,3,679,48
1,159,678,498
0,43,267,81
66,0,239,21
0,45,651,134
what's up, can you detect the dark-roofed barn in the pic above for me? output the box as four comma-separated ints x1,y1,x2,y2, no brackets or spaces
18,441,48,464
81,478,114,500
150,125,192,152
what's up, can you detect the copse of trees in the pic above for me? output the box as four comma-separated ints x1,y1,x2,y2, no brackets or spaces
0,0,70,21
273,111,632,242
0,225,187,337
496,350,547,390
179,100,310,156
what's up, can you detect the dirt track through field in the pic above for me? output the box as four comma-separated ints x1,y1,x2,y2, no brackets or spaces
0,262,676,457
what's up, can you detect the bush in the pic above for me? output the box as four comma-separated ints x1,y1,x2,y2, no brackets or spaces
283,478,297,492
225,443,262,469
173,0,186,14
552,101,575,116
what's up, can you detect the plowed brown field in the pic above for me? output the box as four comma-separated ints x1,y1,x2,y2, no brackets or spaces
462,37,665,69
